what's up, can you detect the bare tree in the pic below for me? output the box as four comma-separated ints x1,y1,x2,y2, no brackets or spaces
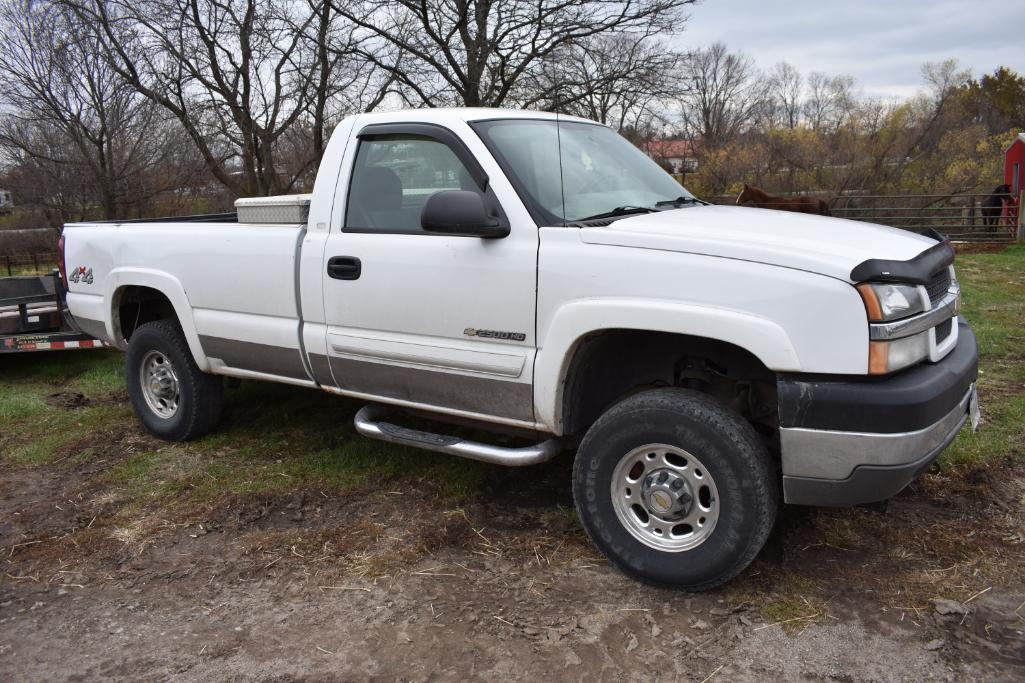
916,58,972,145
679,43,765,148
803,72,855,132
0,0,197,223
65,0,384,197
531,34,687,138
767,61,802,129
331,0,688,108
279,0,393,189
922,59,972,103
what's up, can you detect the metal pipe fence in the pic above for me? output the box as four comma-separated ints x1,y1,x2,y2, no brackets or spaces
707,192,1023,242
829,193,1019,241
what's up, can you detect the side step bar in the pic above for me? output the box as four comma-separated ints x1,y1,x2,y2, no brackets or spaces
353,405,565,466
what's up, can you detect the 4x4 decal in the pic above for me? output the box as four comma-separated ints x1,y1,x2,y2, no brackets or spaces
69,266,93,285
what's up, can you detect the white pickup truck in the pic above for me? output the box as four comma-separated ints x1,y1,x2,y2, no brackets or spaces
61,108,979,590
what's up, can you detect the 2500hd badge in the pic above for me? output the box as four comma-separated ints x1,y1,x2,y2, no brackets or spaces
463,327,526,342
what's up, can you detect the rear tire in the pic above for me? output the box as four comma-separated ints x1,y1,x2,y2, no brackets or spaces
126,320,223,441
572,388,778,590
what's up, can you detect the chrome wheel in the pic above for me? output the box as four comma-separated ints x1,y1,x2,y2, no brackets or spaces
139,349,180,419
611,443,719,552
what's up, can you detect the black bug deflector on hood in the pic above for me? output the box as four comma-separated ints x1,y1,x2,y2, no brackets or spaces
849,231,954,285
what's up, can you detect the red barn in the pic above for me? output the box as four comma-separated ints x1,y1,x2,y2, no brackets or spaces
1007,133,1024,230
1007,133,1024,195
645,139,700,175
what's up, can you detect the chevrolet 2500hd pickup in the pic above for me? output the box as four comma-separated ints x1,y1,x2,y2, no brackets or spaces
61,108,980,590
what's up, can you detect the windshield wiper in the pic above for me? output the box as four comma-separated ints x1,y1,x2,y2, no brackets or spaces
655,196,702,208
577,205,657,222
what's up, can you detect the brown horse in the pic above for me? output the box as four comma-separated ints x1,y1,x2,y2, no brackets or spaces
736,184,831,216
981,184,1011,227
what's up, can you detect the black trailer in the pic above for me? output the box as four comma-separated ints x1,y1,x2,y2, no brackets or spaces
0,270,106,353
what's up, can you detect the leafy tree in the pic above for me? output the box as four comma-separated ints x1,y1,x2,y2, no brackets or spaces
959,67,1025,134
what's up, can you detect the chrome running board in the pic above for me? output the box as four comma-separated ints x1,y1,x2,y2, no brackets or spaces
353,404,564,466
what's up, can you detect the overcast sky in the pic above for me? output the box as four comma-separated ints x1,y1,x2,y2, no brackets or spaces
679,0,1024,99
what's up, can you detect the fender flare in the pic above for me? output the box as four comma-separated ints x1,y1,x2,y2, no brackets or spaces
105,267,210,371
533,298,801,433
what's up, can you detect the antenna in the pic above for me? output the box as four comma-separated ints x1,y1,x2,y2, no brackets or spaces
555,86,567,226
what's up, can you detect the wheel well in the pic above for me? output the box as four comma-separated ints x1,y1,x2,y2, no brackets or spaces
561,330,778,437
114,286,178,343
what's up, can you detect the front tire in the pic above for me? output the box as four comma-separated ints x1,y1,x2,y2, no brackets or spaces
572,388,778,590
126,320,223,441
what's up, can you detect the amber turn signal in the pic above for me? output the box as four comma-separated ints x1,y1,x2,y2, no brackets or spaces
868,341,889,374
856,283,883,322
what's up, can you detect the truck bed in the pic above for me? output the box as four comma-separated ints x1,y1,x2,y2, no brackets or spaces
62,217,305,365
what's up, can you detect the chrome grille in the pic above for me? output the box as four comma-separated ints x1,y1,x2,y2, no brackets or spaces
926,269,951,304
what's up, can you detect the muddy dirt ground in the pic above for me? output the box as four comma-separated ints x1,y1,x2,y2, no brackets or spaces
2,425,1024,681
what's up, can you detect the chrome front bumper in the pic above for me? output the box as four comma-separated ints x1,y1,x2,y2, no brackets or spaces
780,386,972,482
777,319,978,506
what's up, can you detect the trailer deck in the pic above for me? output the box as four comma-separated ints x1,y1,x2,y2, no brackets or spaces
0,271,106,353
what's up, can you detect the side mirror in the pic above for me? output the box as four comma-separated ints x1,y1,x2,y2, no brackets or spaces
420,190,508,238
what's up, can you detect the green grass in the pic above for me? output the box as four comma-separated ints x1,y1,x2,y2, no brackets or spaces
165,379,491,500
0,350,129,465
941,245,1025,467
4,263,57,276
1,348,489,505
2,246,1024,511
1,347,125,393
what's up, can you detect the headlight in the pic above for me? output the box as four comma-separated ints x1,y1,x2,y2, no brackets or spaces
857,281,932,374
868,331,930,374
856,283,926,322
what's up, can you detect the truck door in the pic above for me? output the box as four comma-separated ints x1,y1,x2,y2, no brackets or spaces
319,121,538,426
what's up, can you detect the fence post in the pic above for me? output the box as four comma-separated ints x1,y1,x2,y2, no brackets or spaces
31,253,38,272
5,255,10,276
1017,191,1024,243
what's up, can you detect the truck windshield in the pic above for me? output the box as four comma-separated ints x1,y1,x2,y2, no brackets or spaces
473,119,697,225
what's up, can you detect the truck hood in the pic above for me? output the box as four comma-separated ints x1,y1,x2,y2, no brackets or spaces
579,205,938,282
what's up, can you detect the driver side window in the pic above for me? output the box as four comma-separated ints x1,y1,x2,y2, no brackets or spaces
344,134,484,234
